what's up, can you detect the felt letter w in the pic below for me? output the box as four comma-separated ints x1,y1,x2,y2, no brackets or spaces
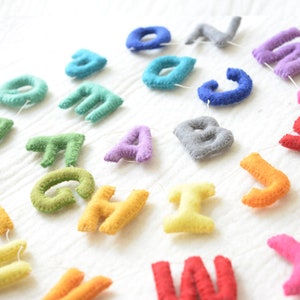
152,256,237,300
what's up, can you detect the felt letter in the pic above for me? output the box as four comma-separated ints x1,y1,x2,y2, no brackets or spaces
104,125,152,163
126,26,171,51
26,133,85,167
0,118,13,142
240,153,290,207
252,27,300,78
174,116,234,160
268,234,300,296
43,268,112,300
0,75,48,108
185,16,242,48
65,49,107,79
163,183,215,234
0,240,31,288
142,55,196,90
59,82,123,123
279,116,300,151
152,256,237,300
197,68,253,106
30,167,95,213
0,207,14,236
78,186,149,234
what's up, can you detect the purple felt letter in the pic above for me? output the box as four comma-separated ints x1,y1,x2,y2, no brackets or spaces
252,27,300,78
104,125,152,163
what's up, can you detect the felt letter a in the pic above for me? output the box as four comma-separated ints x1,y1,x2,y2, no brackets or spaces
104,125,152,163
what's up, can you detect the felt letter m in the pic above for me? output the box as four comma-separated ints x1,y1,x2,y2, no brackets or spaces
152,256,237,300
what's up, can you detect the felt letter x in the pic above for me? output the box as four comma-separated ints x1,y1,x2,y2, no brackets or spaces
268,234,300,296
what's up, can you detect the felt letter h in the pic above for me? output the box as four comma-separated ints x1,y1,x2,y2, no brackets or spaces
78,186,149,234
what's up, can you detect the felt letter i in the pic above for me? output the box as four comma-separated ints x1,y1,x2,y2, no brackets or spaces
78,186,149,234
163,183,215,234
152,256,237,300
104,125,152,163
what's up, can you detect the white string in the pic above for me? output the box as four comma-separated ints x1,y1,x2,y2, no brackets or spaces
205,99,211,116
174,83,192,89
263,62,274,71
5,229,10,242
15,100,30,116
226,40,247,49
17,245,23,261
288,75,300,90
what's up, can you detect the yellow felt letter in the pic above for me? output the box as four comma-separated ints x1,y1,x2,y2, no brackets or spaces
164,183,215,234
78,186,149,234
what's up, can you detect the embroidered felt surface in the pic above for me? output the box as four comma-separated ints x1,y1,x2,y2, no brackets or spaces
164,183,216,234
59,82,123,123
43,268,112,300
78,186,149,234
142,56,196,89
0,118,13,142
0,240,31,288
268,234,300,296
30,167,95,213
104,125,152,163
0,207,14,235
185,16,242,48
174,116,234,160
152,255,237,299
126,26,171,51
197,68,253,106
252,27,300,79
65,49,107,79
26,133,85,167
240,152,290,207
0,75,48,108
